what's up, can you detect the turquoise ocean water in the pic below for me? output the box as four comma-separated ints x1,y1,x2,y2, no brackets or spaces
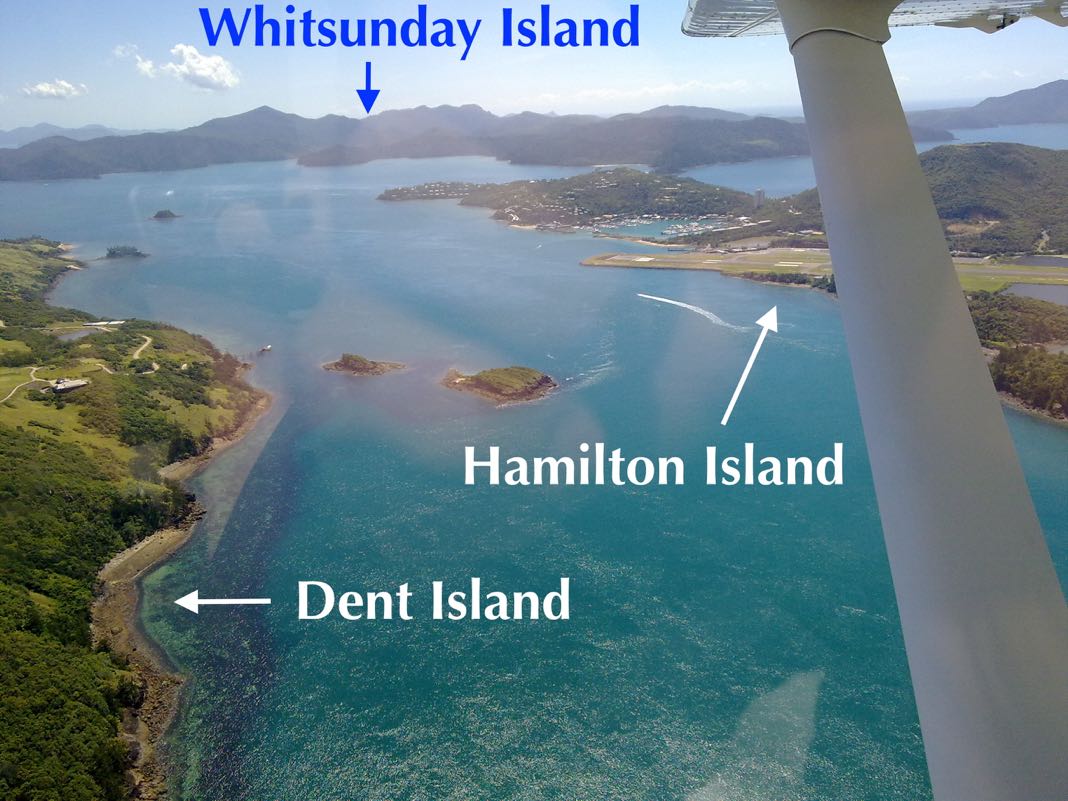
1,149,1065,800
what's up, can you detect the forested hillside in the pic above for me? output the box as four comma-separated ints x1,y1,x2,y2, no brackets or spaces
381,168,753,227
969,292,1068,419
0,239,262,799
923,143,1068,254
676,143,1068,256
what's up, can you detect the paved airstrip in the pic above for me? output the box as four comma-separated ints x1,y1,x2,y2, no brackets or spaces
582,248,1068,292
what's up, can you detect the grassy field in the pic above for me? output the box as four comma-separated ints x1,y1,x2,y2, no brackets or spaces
0,334,248,473
1,381,135,467
469,366,550,394
0,238,79,300
0,235,263,464
0,238,265,481
584,248,1068,293
156,387,237,434
0,339,30,355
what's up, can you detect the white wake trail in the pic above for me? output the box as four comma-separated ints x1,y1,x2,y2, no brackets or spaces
637,293,748,331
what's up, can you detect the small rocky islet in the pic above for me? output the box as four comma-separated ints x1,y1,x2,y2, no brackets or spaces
324,355,556,406
323,353,405,376
443,366,557,405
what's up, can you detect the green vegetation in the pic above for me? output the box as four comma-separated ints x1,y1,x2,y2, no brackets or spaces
0,631,135,801
382,168,754,229
736,271,837,294
470,367,550,394
445,366,557,404
769,235,828,249
673,188,824,249
384,142,1068,257
0,237,77,299
379,182,478,202
104,246,146,259
323,353,405,376
968,291,1068,346
338,353,373,370
677,144,1068,256
0,238,94,337
991,347,1068,419
0,237,262,799
968,291,1068,419
924,144,1068,255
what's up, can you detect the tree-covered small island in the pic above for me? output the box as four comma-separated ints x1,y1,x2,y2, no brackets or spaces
323,353,405,376
443,366,557,406
104,244,148,259
152,209,180,220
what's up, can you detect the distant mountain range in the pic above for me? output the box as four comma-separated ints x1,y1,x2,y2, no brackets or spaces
907,79,1068,129
296,107,832,172
4,79,1067,182
612,105,751,122
0,103,951,181
0,123,158,149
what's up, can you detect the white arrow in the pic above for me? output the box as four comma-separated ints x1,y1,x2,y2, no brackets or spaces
721,306,778,427
174,589,272,615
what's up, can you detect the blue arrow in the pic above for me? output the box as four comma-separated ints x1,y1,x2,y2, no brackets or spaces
357,62,380,114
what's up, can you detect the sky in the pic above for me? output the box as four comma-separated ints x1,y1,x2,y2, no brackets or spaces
2,1,1067,130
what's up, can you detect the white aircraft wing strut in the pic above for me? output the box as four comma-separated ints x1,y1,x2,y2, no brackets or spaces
684,3,1068,799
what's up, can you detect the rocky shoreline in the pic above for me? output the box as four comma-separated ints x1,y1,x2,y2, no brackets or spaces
323,353,406,376
91,389,272,799
998,389,1068,426
91,509,201,800
443,367,557,406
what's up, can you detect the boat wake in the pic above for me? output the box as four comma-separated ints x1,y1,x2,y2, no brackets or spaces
637,293,749,331
564,359,617,391
563,333,618,391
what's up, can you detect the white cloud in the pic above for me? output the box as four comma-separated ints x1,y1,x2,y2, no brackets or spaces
113,43,158,78
21,79,88,99
161,44,239,91
136,56,157,78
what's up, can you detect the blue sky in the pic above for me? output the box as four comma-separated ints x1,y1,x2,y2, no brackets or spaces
2,1,1067,129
